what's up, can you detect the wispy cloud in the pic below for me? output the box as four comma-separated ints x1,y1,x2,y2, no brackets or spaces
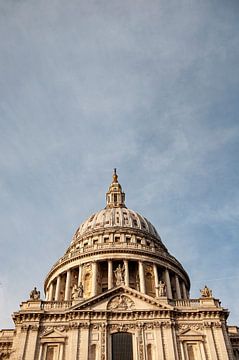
0,0,239,328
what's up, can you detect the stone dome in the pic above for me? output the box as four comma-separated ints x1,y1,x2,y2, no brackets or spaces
72,207,161,243
71,168,165,251
44,170,190,302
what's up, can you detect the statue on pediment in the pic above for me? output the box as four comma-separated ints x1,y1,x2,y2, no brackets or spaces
29,287,40,300
200,285,212,298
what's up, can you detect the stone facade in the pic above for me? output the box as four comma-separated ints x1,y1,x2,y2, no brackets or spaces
1,170,239,360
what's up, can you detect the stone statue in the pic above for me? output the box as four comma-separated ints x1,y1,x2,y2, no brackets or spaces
72,283,84,300
29,287,40,300
158,280,167,297
200,285,212,298
114,264,124,286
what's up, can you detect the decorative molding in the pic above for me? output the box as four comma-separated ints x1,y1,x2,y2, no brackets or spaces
177,324,203,332
107,295,135,311
101,323,106,360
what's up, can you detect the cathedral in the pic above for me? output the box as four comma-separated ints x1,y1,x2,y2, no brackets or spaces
1,170,239,360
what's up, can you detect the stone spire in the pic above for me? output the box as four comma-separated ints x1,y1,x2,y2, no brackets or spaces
106,169,126,208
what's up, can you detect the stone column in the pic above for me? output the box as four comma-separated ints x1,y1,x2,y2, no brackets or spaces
164,269,172,299
108,260,113,289
48,283,54,301
182,282,187,299
78,265,82,286
92,261,98,296
175,275,182,299
64,270,72,301
55,276,61,301
14,325,29,360
124,259,129,286
138,261,146,293
153,264,159,296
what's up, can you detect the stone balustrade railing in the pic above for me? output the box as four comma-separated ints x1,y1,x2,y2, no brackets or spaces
42,301,72,310
19,297,222,313
173,298,221,308
173,299,200,307
55,242,157,266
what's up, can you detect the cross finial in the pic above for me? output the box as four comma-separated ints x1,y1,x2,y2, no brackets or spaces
113,168,118,183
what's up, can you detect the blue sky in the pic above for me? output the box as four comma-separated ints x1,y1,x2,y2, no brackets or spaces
0,0,239,328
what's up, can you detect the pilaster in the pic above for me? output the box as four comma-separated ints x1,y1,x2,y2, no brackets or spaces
154,325,165,360
24,325,39,360
162,323,177,360
79,325,90,360
68,324,79,360
204,323,218,360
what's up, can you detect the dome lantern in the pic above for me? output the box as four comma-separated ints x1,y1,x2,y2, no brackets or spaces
105,168,126,209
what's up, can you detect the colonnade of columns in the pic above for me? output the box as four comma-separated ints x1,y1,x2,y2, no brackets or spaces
46,260,188,301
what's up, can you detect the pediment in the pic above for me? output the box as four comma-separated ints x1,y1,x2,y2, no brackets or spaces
180,329,202,336
69,286,173,312
41,327,67,339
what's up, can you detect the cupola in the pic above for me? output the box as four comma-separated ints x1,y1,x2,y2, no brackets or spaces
105,168,126,208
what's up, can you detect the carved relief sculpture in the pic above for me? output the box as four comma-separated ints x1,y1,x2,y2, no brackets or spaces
107,295,135,310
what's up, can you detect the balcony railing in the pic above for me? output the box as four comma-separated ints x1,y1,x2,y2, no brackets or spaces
55,242,160,266
173,299,200,307
41,301,72,310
